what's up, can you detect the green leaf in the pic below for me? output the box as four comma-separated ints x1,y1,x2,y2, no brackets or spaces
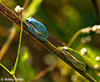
18,47,36,82
10,65,17,75
81,45,100,69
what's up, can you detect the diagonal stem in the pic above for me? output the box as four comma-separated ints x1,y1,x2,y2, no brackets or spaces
0,26,16,61
68,30,82,46
0,63,18,82
91,0,100,23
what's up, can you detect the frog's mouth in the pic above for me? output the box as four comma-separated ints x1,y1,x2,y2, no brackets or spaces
26,24,32,29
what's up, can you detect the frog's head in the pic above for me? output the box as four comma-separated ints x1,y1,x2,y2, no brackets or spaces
25,17,38,27
25,17,33,26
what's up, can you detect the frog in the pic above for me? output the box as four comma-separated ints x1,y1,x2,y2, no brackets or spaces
25,17,49,41
58,46,86,71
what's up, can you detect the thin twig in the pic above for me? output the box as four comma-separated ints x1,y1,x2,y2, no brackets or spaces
33,62,58,81
0,26,16,61
0,3,96,82
68,30,81,46
0,63,18,82
23,0,30,9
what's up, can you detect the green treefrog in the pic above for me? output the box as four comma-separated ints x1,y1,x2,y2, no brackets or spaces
58,46,86,71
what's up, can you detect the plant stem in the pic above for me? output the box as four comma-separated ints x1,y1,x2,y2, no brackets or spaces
0,63,18,82
23,0,30,9
12,13,23,74
0,63,11,75
68,30,82,46
0,3,96,82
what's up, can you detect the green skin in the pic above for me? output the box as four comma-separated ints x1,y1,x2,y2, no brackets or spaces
58,47,86,71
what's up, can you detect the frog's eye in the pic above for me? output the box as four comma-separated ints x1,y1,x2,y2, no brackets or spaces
29,21,32,24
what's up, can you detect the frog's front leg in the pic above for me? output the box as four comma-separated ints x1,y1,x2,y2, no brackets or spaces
26,24,35,35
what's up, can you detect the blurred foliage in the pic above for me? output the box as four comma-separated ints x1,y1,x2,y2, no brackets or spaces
18,47,36,82
0,0,100,82
80,45,100,81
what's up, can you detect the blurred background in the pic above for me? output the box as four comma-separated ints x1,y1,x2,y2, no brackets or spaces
0,0,100,82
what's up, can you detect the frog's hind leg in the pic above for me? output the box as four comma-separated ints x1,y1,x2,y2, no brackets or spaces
34,34,47,41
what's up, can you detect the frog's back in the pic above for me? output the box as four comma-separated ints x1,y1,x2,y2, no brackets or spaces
31,17,49,38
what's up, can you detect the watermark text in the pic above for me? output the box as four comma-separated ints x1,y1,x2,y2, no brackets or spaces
1,77,24,81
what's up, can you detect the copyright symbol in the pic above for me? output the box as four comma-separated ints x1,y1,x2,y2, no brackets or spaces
1,78,3,81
